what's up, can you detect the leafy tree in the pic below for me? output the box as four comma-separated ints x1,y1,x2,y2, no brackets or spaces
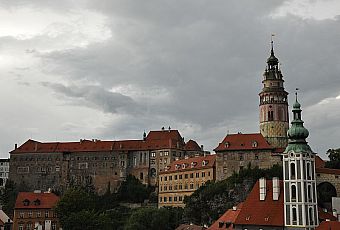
117,175,151,203
61,209,111,230
0,180,17,218
124,207,183,230
325,148,340,169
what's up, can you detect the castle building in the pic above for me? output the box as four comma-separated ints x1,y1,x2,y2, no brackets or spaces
283,96,319,229
9,129,204,194
158,154,215,208
215,42,286,180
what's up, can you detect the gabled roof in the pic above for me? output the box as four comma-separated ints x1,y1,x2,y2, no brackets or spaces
185,140,201,151
214,133,273,152
316,167,340,175
160,155,216,175
15,192,59,209
208,203,243,230
316,221,340,230
234,179,284,227
315,155,326,169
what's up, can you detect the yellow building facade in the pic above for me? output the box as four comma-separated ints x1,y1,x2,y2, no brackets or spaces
158,154,216,208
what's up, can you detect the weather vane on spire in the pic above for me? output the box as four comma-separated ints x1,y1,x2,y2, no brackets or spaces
295,88,299,101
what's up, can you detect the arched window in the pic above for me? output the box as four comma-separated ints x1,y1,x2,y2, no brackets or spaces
308,185,313,202
291,163,296,179
307,162,311,180
292,207,297,224
309,208,314,225
291,185,297,201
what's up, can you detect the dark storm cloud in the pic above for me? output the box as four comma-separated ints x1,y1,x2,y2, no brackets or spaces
41,82,141,114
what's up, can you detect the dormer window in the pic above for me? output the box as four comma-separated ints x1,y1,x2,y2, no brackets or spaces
182,163,186,169
34,199,41,206
191,162,197,168
202,160,209,166
225,142,230,148
252,141,258,148
23,199,30,206
175,164,180,170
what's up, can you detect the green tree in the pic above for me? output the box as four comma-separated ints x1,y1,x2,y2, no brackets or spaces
61,209,111,230
117,175,150,203
124,207,183,230
325,148,340,169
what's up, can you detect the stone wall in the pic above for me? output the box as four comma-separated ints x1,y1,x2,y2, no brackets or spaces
216,149,282,181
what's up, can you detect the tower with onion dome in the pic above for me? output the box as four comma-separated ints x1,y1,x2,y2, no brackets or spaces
283,93,318,229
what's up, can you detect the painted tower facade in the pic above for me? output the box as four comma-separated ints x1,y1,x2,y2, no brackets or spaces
259,42,289,148
283,96,318,229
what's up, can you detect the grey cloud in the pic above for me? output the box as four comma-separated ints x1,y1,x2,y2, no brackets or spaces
42,82,141,114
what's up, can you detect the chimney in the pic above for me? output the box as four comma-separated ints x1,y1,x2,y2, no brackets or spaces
259,178,266,201
272,177,280,201
201,145,204,151
15,144,18,150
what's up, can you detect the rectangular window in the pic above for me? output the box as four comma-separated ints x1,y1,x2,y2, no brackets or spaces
52,223,57,230
164,176,167,181
185,174,188,179
78,163,88,169
179,175,182,179
159,197,162,203
190,173,193,178
45,210,49,218
19,212,24,218
179,196,183,201
196,173,199,178
174,196,177,202
28,210,32,217
169,197,172,202
190,184,194,189
174,175,178,180
202,172,206,177
164,151,169,156
164,197,167,202
19,225,23,230
37,211,41,217
151,152,156,157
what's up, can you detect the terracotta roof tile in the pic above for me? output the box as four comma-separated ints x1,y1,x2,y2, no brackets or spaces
234,179,284,227
15,192,59,209
214,133,273,152
160,155,216,174
185,140,202,151
318,207,337,221
316,221,340,230
208,203,243,230
316,168,340,175
315,155,326,169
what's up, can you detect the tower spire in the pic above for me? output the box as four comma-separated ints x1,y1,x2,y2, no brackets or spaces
271,34,275,56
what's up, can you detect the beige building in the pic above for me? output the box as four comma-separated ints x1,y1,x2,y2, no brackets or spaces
158,154,216,208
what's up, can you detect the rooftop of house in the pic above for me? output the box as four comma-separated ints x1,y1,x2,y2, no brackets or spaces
15,192,59,210
234,179,284,227
160,154,216,175
207,203,243,230
214,133,274,152
184,140,202,151
10,129,199,154
316,221,340,230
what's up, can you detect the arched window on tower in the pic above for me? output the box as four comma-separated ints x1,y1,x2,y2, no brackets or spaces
308,184,313,202
291,185,297,201
307,162,311,180
292,207,297,224
268,111,274,121
291,162,296,180
309,208,314,225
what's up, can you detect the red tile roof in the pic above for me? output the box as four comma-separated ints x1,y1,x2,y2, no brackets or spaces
316,221,340,230
315,155,326,169
234,179,284,227
214,133,273,152
316,168,340,175
185,140,202,151
318,208,337,221
160,155,216,175
10,130,198,154
208,203,243,230
15,192,59,209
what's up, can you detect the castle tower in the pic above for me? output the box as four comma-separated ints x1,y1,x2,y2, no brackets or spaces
283,94,318,229
259,41,289,148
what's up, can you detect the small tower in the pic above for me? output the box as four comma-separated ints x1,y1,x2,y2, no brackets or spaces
259,40,289,148
283,93,318,229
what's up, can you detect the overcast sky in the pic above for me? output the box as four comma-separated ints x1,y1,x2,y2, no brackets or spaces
1,0,340,159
